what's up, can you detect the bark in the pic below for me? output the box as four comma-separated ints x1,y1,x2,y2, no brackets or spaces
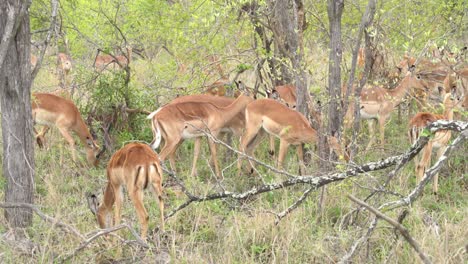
0,0,35,228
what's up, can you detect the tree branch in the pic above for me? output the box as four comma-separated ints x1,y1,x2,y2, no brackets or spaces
347,195,432,264
0,202,85,240
31,0,59,80
164,121,466,219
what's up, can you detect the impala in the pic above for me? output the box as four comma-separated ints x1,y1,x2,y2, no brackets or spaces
93,143,164,239
238,99,345,175
32,93,102,166
344,67,426,150
266,84,298,158
408,91,461,194
30,54,37,69
204,77,231,97
443,67,468,110
152,94,245,177
94,46,132,71
57,53,72,76
148,91,254,177
268,84,297,108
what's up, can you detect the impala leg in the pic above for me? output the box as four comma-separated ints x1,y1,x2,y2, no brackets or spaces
207,137,221,178
277,139,290,171
113,183,123,229
433,146,446,195
190,137,202,177
35,126,50,148
57,126,77,163
150,165,165,231
159,139,182,173
269,135,276,158
365,120,376,151
296,144,306,175
378,116,387,147
129,185,149,240
238,121,263,175
417,142,433,185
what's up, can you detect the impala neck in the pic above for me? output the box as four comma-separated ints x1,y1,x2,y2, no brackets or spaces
387,74,414,106
305,126,318,143
219,94,253,121
443,98,455,121
74,116,94,149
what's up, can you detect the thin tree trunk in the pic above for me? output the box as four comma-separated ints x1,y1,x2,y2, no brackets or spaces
0,0,35,228
327,0,344,137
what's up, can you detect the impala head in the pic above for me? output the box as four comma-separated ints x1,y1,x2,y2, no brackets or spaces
86,192,108,229
85,134,104,167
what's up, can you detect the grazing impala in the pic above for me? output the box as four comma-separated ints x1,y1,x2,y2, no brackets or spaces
408,91,461,194
153,94,246,177
94,46,132,71
148,91,254,177
238,99,345,175
344,67,426,150
32,93,101,166
94,143,164,239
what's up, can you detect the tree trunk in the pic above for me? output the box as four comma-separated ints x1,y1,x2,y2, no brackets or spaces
327,0,344,137
0,0,35,228
269,0,309,117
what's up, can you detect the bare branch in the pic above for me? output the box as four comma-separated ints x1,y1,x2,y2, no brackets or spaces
31,0,59,80
347,195,432,264
164,120,466,219
275,186,314,225
0,202,85,240
62,223,148,262
381,127,467,211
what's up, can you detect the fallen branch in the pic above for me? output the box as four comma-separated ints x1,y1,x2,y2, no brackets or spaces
165,120,466,219
275,186,314,225
61,223,148,262
0,202,84,240
347,195,432,264
339,122,467,262
380,127,467,211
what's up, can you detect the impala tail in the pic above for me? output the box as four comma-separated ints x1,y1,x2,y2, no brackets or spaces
148,115,162,149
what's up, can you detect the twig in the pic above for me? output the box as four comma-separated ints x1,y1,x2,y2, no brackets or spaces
31,0,59,80
347,195,432,264
338,216,378,264
0,202,84,240
61,223,148,262
275,185,315,225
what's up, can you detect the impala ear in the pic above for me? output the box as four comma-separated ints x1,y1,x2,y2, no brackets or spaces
437,86,444,95
270,89,279,100
86,192,100,215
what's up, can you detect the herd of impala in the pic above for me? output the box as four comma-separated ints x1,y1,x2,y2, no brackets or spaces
29,48,467,239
